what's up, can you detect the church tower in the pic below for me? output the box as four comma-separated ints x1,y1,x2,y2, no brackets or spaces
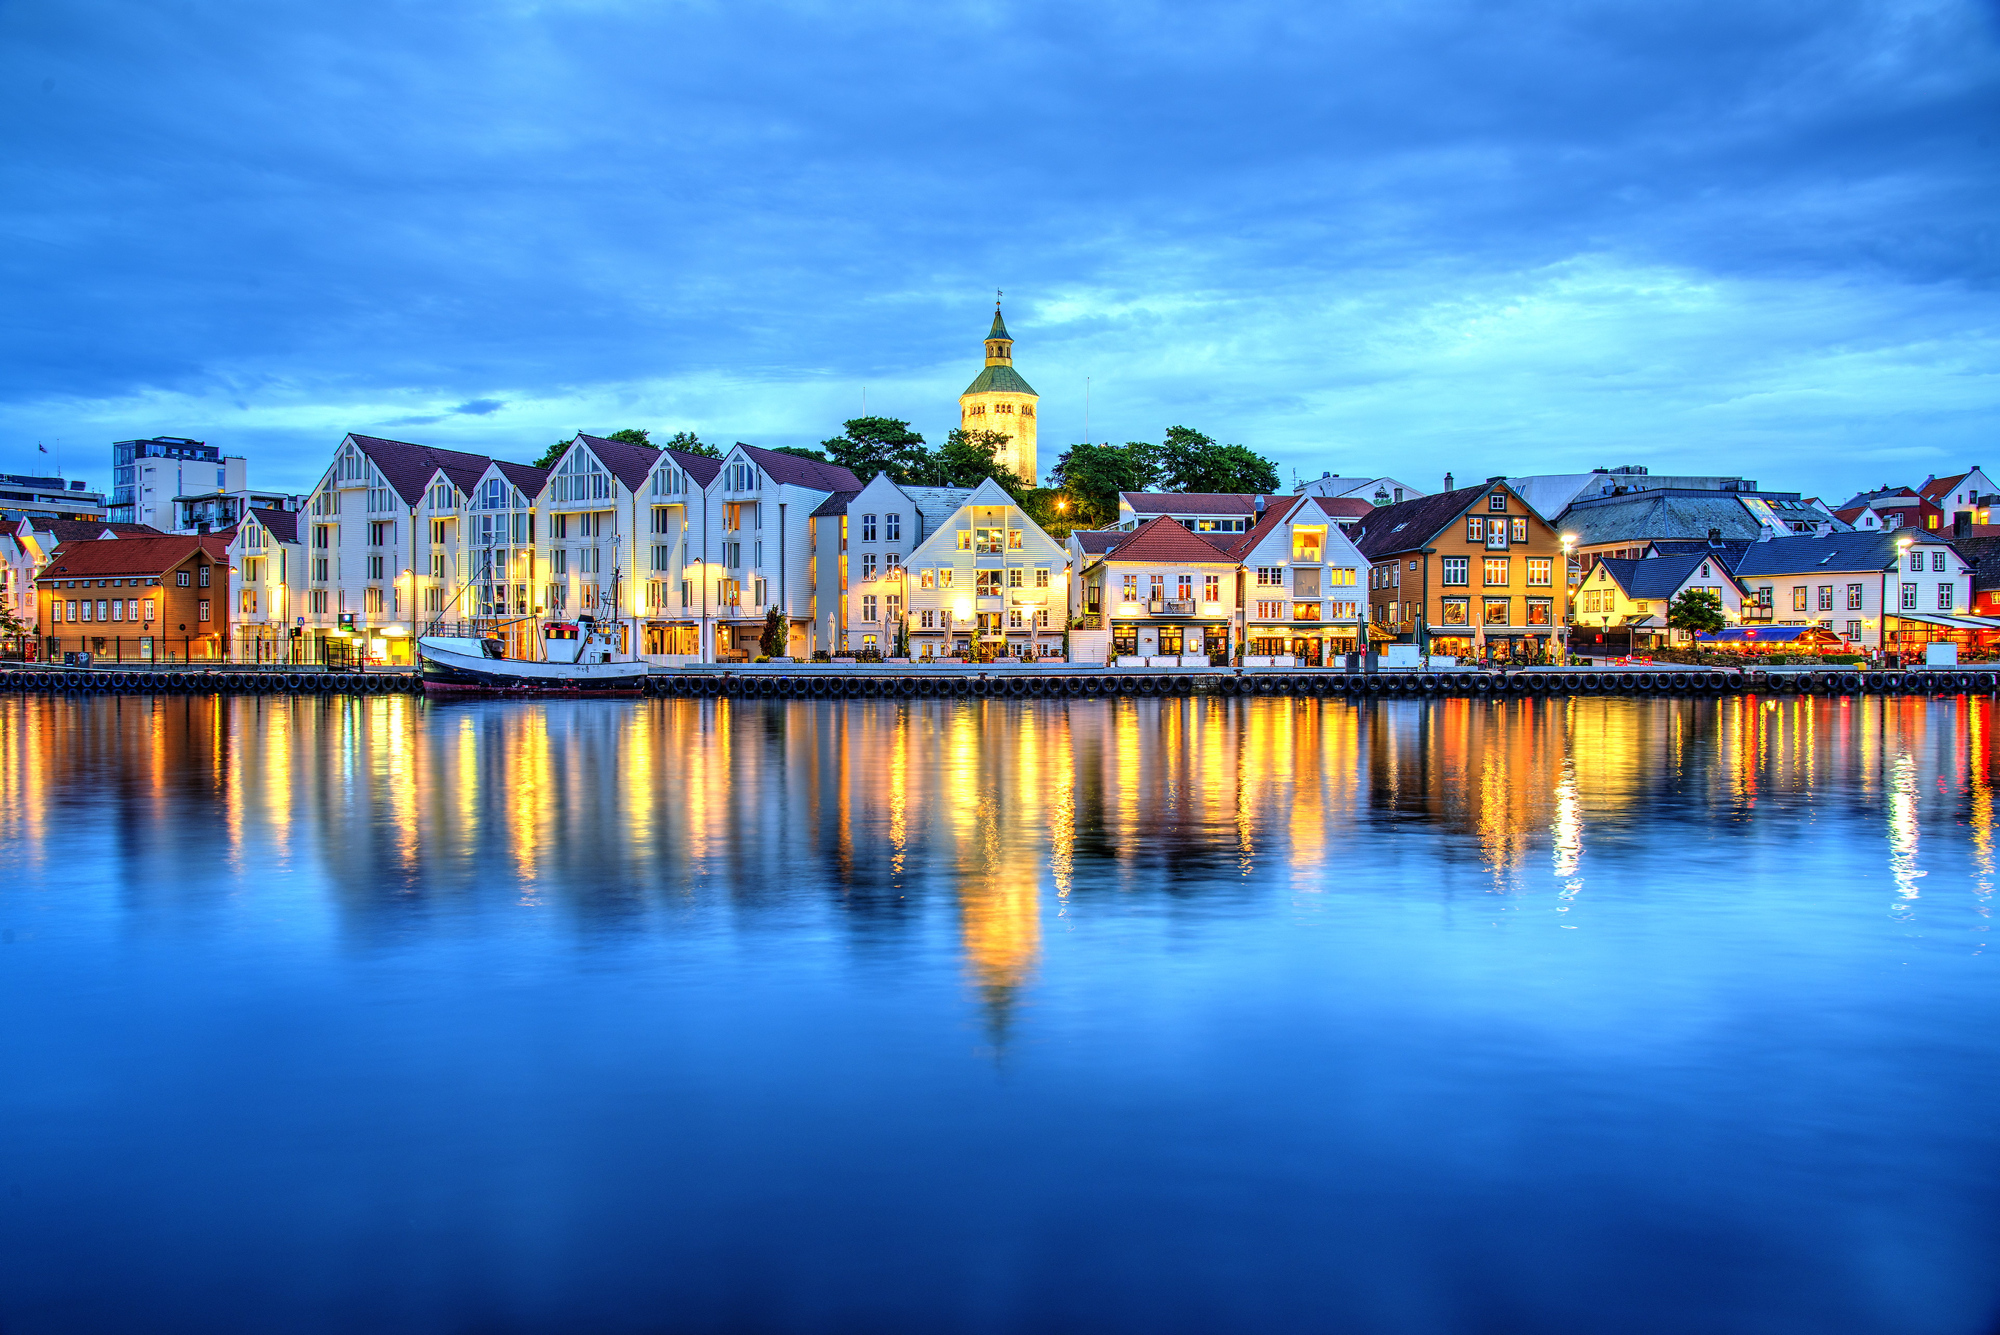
957,303,1040,485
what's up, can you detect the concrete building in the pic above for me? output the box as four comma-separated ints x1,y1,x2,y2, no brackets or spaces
0,474,106,524
111,438,234,528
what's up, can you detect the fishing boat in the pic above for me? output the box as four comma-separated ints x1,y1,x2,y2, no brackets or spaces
417,617,650,696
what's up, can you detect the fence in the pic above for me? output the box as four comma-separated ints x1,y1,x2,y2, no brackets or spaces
4,634,361,669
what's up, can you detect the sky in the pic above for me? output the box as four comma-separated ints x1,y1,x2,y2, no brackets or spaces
3,0,1997,502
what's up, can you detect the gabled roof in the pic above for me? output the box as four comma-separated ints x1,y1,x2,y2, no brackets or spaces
667,447,722,490
1592,554,1732,600
1559,491,1769,546
1648,539,1752,571
1070,529,1127,555
1210,496,1308,560
1354,481,1498,558
246,507,298,544
903,485,974,531
810,490,859,520
1120,492,1270,516
38,535,227,580
1095,515,1234,564
1732,531,1906,578
494,461,550,496
1919,472,1973,505
737,444,862,494
572,433,661,492
345,434,494,506
1950,535,2000,592
1309,496,1375,521
36,519,163,543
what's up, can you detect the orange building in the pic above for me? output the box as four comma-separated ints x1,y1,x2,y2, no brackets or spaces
1356,476,1567,660
36,534,233,662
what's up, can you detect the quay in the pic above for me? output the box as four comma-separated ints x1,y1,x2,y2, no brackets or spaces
2,665,1998,698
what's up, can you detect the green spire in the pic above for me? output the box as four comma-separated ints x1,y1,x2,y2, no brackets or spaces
988,307,1010,342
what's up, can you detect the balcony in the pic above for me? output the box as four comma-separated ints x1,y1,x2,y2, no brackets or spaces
1148,598,1197,615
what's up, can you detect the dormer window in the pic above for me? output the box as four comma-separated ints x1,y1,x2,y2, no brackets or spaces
1488,493,1507,511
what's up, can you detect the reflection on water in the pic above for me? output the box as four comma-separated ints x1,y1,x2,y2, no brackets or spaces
2,694,2000,1334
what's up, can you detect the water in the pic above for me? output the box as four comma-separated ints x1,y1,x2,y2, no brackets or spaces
1,693,1997,1334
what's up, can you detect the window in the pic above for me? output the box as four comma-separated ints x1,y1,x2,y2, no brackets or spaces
1482,557,1509,586
919,569,936,590
1792,587,1808,612
143,599,154,621
1122,574,1139,601
1488,493,1507,511
1700,562,1712,579
975,527,1005,554
1441,557,1469,586
1525,558,1552,587
1009,568,1025,588
886,553,901,573
1847,620,1862,639
1939,584,1954,611
1007,529,1023,550
197,565,210,587
369,521,392,546
1817,585,1834,611
1483,597,1510,625
1008,609,1025,629
886,513,901,542
1902,583,1918,610
1176,575,1193,601
920,609,936,629
937,569,952,589
975,570,1004,594
1256,566,1283,586
1204,574,1220,602
1293,603,1320,621
861,553,877,580
957,531,971,551
861,514,877,542
1466,518,1484,542
1910,552,1924,572
177,570,191,587
1329,567,1356,585
1292,528,1324,563
862,594,879,622
1510,518,1527,543
1035,568,1050,588
1848,583,1864,610
367,554,384,580
198,599,210,623
1933,551,1947,572
1525,598,1552,626
364,587,384,617
1441,597,1469,625
1255,600,1286,619
1486,525,1510,551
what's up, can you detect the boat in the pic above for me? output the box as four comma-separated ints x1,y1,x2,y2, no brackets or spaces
417,617,650,696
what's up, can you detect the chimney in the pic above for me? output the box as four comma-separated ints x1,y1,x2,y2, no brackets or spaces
1254,495,1266,514
1707,527,1722,544
1444,472,1454,491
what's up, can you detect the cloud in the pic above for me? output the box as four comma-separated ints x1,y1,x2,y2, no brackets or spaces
1,0,1996,497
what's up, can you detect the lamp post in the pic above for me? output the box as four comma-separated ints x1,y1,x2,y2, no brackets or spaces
688,559,708,664
1559,533,1576,665
1890,534,1914,665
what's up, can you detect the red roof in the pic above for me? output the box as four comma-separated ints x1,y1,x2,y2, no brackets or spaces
1310,496,1374,520
1093,515,1234,564
1210,496,1308,559
33,519,163,543
1919,472,1971,505
38,535,228,580
1118,491,1287,516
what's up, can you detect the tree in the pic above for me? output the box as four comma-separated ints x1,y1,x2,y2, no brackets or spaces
1668,588,1726,639
769,446,830,463
532,437,573,470
1154,425,1280,494
604,428,653,448
819,417,933,485
759,606,789,657
663,430,722,459
1047,441,1161,528
935,427,1030,498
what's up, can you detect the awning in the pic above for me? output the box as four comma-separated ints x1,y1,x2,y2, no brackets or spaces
1886,612,2000,630
1696,625,1844,645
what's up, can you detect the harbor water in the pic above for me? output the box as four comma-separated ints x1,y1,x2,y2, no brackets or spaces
0,693,1996,1333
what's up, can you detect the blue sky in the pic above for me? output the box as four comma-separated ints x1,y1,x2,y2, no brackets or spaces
3,0,1996,501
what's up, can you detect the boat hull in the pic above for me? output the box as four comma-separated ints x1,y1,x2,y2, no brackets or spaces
417,641,648,697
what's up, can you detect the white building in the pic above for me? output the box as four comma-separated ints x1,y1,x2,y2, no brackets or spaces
1732,531,1975,650
227,507,306,663
809,472,972,656
1230,494,1370,664
900,478,1069,660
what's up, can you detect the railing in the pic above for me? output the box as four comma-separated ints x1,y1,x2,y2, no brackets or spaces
1148,599,1197,614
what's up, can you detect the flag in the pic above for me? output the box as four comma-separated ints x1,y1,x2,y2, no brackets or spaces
37,443,47,453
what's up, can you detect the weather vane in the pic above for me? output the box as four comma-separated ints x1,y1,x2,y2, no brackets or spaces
996,288,1002,309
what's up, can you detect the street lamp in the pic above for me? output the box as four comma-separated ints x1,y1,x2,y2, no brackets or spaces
1559,533,1577,664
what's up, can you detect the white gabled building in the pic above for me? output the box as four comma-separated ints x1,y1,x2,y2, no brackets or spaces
227,507,306,663
634,445,722,659
900,478,1069,660
1230,495,1370,664
809,472,972,656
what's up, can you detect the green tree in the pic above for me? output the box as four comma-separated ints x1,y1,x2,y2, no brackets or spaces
1154,425,1280,494
532,437,573,470
1668,588,1727,639
662,430,722,459
604,428,653,447
770,445,830,463
936,427,1029,497
759,606,789,657
1047,441,1161,528
819,417,933,485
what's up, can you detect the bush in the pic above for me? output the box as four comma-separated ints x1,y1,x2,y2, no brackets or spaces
811,650,831,663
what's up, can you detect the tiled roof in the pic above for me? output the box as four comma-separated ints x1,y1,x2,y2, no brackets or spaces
573,433,661,492
38,535,225,580
346,434,495,506
1120,492,1267,516
37,519,163,543
247,507,299,544
1210,496,1306,560
1952,535,2000,591
1732,531,1904,577
1649,539,1752,571
1354,481,1495,558
904,486,973,531
1560,491,1767,545
1070,529,1127,555
1919,472,1971,505
1094,515,1234,564
739,444,863,494
810,490,858,519
1593,554,1725,600
1310,496,1375,520
494,461,550,496
667,447,722,489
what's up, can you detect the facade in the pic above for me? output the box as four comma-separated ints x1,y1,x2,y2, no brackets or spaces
111,438,234,528
1226,495,1368,664
1356,479,1568,660
678,443,859,661
174,486,300,534
634,445,723,658
1294,474,1426,507
1115,492,1282,534
1730,532,1978,651
810,473,972,656
0,518,162,635
227,507,306,662
958,309,1040,486
1076,516,1242,663
901,479,1068,659
36,534,232,660
1572,552,1745,656
1917,469,1999,526
1833,487,1938,533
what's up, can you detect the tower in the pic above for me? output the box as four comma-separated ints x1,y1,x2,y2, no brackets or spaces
957,303,1040,485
